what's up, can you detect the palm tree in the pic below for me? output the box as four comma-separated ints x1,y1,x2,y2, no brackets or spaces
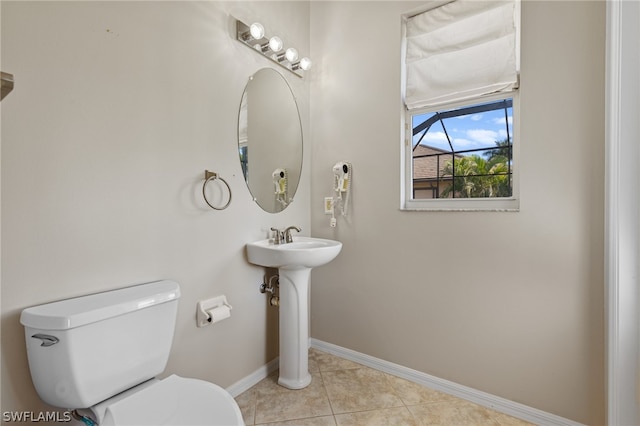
484,138,511,161
441,155,481,198
441,142,512,198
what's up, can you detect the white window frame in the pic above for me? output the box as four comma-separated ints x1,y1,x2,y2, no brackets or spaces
400,1,520,212
401,91,520,211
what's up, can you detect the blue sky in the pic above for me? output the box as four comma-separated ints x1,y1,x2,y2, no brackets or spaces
412,105,513,155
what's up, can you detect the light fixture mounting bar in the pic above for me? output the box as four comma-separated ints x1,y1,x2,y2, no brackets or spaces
235,19,305,78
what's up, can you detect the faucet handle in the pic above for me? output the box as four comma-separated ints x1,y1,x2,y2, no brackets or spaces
270,227,283,244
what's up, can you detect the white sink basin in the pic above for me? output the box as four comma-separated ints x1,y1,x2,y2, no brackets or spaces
245,236,342,390
246,237,342,270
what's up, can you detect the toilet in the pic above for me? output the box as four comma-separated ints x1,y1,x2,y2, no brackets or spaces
20,280,244,426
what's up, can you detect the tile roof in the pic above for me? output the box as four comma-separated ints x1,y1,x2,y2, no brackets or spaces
412,145,458,181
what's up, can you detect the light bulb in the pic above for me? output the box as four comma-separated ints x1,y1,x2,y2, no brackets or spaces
249,23,264,40
269,36,283,53
285,48,298,62
299,57,312,71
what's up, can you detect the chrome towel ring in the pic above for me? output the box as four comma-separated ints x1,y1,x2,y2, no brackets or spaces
202,170,232,210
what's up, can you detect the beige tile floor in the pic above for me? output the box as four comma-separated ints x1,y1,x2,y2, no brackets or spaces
235,348,536,426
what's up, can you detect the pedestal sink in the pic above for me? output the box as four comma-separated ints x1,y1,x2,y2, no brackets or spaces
246,237,342,389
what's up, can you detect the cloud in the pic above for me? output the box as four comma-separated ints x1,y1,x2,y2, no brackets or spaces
492,115,513,126
470,114,483,121
452,138,474,147
423,131,448,143
466,129,499,144
413,131,451,150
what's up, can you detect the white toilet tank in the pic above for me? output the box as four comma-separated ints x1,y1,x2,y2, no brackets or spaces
20,280,181,409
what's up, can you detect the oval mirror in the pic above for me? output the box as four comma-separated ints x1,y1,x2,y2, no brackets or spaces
238,68,303,213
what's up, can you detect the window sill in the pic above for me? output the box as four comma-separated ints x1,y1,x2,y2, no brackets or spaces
401,197,519,212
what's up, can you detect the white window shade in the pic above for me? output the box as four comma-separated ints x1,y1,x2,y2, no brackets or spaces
404,0,518,110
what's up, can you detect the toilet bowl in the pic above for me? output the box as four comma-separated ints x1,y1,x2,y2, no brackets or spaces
20,280,244,426
87,375,243,426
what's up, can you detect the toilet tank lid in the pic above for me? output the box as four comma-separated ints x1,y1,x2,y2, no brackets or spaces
20,280,181,331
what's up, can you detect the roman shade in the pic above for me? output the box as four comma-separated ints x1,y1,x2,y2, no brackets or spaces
404,0,518,110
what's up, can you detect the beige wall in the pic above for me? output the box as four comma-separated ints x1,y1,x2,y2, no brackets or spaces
308,1,605,425
1,1,607,424
1,0,310,418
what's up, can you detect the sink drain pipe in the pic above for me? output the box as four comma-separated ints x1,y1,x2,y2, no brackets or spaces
260,275,279,307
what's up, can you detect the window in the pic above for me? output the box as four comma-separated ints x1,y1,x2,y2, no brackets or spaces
401,0,520,211
409,95,515,198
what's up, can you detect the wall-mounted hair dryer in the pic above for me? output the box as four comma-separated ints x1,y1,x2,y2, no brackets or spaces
326,162,352,227
272,168,288,209
333,162,350,194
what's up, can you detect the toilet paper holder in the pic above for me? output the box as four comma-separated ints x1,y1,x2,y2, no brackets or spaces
196,295,232,328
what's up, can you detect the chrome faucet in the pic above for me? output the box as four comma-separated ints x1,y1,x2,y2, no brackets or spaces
270,226,301,244
283,226,301,243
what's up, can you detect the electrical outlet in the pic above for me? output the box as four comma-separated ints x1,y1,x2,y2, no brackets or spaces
324,197,334,214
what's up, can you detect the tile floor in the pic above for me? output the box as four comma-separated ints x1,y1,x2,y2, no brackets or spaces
235,348,536,426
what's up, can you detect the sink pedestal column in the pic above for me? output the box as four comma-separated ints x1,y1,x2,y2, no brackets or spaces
277,267,312,389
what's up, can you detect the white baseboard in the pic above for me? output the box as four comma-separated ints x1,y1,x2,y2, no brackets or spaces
226,357,279,397
224,339,584,426
310,338,585,426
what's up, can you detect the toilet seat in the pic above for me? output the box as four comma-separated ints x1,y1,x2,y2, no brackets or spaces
93,375,244,426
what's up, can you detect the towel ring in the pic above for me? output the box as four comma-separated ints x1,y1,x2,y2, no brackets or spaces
202,170,232,210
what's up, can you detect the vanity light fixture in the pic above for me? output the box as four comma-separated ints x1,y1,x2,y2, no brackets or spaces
236,19,311,78
273,48,298,64
269,36,283,53
292,57,312,72
255,36,282,54
285,48,298,63
240,22,264,42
